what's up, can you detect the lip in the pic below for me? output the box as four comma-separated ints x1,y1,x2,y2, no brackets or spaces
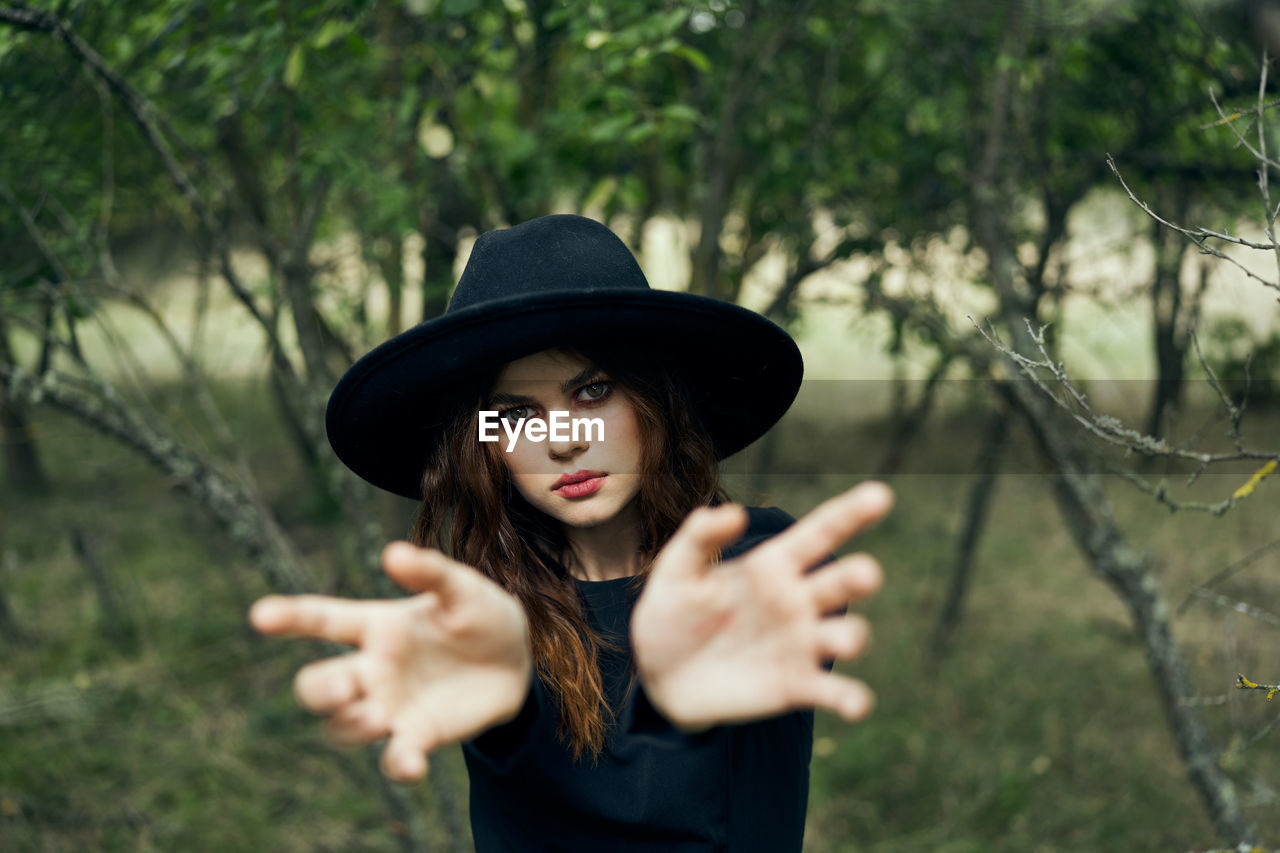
552,470,606,490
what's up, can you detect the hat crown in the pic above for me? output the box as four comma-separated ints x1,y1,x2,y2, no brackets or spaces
448,214,650,314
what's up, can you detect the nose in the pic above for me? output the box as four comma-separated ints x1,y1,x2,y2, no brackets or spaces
547,425,588,460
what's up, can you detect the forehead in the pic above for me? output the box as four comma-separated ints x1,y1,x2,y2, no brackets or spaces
492,349,595,387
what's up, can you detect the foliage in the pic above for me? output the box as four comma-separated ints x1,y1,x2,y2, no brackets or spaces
2,0,1278,849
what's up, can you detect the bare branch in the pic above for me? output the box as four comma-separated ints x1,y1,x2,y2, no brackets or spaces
1198,96,1280,130
1237,673,1280,699
1258,54,1280,285
1206,88,1280,174
1179,537,1280,615
0,363,310,592
1106,156,1280,294
970,317,1280,501
1190,329,1245,447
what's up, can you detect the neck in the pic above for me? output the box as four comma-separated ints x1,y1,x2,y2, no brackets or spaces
562,499,644,582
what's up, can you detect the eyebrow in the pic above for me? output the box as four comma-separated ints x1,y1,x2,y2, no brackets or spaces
485,365,604,408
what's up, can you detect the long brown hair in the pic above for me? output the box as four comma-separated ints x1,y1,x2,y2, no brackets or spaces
410,348,727,761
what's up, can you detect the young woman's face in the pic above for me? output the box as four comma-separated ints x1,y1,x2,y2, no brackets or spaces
486,349,643,530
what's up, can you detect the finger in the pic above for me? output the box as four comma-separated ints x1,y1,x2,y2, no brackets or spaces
814,614,870,661
249,594,376,645
795,672,876,723
806,554,883,614
381,723,436,782
654,504,750,579
294,654,363,714
760,482,894,571
382,541,472,603
325,699,391,746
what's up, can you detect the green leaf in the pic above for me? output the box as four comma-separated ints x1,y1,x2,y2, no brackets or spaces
672,44,711,73
662,103,701,124
617,174,647,208
283,45,304,89
624,121,656,145
311,20,350,50
587,114,634,143
345,33,370,56
806,17,833,39
582,175,618,210
443,0,480,16
659,7,690,33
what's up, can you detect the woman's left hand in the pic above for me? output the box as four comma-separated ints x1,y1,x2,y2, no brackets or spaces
631,481,891,732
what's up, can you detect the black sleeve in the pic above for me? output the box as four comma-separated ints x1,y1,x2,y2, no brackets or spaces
462,670,543,773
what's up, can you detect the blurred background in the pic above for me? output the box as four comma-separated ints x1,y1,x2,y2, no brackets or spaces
2,0,1279,850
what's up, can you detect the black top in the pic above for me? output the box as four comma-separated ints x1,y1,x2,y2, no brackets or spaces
462,507,820,853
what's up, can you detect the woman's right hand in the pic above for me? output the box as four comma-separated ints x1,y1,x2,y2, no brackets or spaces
249,542,532,782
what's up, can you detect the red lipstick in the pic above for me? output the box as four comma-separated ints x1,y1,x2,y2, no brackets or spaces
552,470,606,498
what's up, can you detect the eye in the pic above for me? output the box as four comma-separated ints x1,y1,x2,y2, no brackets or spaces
499,405,530,422
577,381,610,402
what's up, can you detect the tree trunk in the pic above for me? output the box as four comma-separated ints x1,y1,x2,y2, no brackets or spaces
379,235,405,338
1147,191,1192,439
70,527,134,642
963,6,1247,835
0,317,49,496
876,355,951,478
1002,376,1253,845
421,215,460,322
0,547,23,644
928,403,1010,661
1,366,312,594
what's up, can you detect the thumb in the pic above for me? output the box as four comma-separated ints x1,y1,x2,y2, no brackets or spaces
380,722,434,782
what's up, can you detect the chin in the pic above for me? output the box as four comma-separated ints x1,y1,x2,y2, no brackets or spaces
554,502,626,529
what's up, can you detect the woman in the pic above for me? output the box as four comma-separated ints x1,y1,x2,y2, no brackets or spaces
250,214,891,852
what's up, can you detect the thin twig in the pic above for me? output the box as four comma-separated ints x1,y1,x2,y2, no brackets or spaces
1189,328,1244,447
973,316,1280,468
1178,537,1280,616
1259,53,1280,286
1189,592,1280,628
1244,706,1280,749
1106,154,1280,293
1198,96,1280,129
1207,88,1280,174
1237,673,1280,700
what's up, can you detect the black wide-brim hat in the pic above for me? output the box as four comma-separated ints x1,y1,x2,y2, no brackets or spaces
326,214,803,499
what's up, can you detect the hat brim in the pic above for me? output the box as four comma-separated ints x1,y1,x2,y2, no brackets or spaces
326,289,803,499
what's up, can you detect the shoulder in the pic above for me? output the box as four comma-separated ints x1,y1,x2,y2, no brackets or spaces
721,505,796,560
745,505,796,536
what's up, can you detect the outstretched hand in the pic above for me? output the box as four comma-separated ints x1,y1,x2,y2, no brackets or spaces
249,543,532,782
631,482,891,732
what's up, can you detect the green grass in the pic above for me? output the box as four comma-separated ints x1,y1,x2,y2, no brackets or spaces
2,382,1278,851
